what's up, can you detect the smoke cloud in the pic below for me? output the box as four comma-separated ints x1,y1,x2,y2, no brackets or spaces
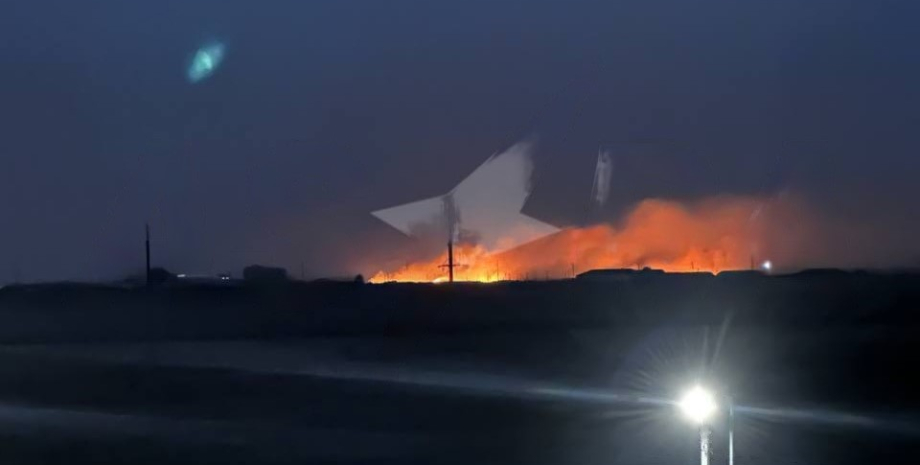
369,193,916,282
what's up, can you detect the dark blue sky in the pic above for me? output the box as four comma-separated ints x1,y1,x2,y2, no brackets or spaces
1,0,919,280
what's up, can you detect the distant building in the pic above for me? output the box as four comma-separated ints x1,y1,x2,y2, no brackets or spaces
311,274,365,284
576,267,665,282
243,265,288,283
716,270,765,278
174,273,237,285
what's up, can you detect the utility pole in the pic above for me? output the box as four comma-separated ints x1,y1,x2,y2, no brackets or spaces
145,223,151,286
438,240,457,283
447,240,454,282
440,193,459,284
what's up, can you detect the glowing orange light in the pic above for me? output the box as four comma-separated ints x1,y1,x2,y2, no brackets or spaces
370,196,799,283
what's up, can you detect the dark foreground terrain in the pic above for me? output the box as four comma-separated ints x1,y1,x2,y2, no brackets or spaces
0,271,918,464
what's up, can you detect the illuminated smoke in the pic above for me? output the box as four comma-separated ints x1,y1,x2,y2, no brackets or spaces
591,149,613,208
372,140,559,253
370,195,817,283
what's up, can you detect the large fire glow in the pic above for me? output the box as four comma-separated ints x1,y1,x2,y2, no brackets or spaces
370,196,807,283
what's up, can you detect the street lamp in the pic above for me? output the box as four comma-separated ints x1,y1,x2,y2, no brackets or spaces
680,385,717,424
679,386,717,465
679,386,735,465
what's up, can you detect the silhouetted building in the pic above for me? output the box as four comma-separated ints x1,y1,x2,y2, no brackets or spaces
576,267,665,282
148,267,174,285
243,265,288,283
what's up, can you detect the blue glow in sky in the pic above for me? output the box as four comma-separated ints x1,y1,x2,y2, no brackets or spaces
187,42,226,83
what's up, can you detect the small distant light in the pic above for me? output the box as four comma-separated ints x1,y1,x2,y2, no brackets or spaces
761,260,773,272
177,274,187,278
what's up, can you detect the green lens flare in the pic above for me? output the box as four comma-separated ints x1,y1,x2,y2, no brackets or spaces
188,42,226,83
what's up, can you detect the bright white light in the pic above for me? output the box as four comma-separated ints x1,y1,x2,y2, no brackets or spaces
761,260,773,272
679,386,717,424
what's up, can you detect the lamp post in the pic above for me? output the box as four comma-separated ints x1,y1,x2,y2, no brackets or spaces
679,386,717,465
678,386,737,465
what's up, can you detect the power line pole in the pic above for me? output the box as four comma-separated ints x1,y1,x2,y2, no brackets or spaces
438,240,458,283
448,241,454,282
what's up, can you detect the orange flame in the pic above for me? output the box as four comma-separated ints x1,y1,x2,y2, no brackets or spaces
370,196,802,283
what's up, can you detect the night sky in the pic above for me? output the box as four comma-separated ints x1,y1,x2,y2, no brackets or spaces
2,0,919,281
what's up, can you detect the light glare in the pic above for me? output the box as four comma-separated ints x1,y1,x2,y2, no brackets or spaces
680,386,717,424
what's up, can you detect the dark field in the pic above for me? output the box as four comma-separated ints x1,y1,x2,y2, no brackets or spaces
0,271,918,464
